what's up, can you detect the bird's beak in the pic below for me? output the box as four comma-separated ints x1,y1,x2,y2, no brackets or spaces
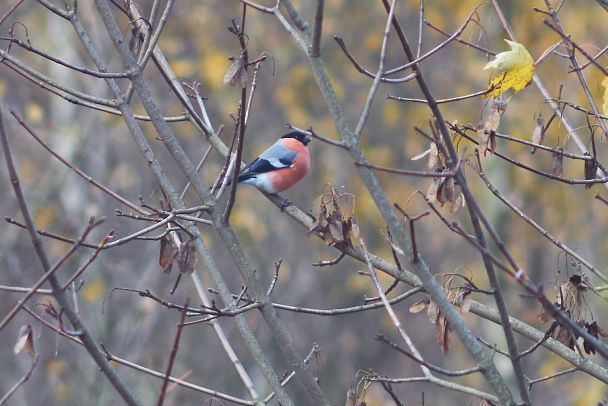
303,135,312,145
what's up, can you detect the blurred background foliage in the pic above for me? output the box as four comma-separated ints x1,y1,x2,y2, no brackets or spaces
1,0,608,405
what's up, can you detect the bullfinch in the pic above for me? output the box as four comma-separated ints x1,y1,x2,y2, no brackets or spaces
225,131,311,205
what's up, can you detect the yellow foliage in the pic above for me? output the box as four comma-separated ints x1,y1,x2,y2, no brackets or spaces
46,358,66,376
381,102,402,130
171,58,196,78
602,76,608,115
24,101,44,124
363,31,383,53
483,40,535,98
231,196,268,240
35,205,57,229
46,358,72,401
82,277,106,303
198,48,231,89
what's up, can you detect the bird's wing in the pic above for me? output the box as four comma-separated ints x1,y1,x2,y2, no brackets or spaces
257,141,298,168
238,141,297,181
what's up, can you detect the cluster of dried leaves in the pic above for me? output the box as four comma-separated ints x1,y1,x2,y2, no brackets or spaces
307,187,360,247
540,275,608,355
409,274,473,354
475,95,597,186
159,234,198,275
476,99,507,157
414,141,464,213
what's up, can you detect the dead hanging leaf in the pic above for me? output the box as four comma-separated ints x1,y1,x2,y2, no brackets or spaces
477,123,497,157
483,40,535,98
348,216,360,240
14,325,35,358
427,300,440,324
427,176,444,203
476,123,489,156
344,216,361,243
438,177,455,207
326,215,345,245
307,204,347,246
159,233,177,275
409,297,430,313
437,314,451,354
584,153,597,189
555,324,574,349
537,308,550,324
531,117,545,153
458,290,472,315
428,142,439,169
489,129,497,155
178,240,198,274
222,55,248,88
486,101,505,133
552,149,564,177
450,193,464,213
479,100,506,156
584,321,599,355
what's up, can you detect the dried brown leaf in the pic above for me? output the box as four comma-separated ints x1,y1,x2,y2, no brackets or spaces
552,149,564,177
428,142,439,169
476,123,489,156
450,193,463,213
459,291,472,315
327,215,345,245
584,153,597,189
556,325,574,349
489,131,497,155
584,321,599,355
409,297,430,313
14,325,35,358
306,204,328,238
485,110,501,133
318,204,328,228
222,55,247,88
437,315,451,354
537,311,550,324
480,100,506,156
440,177,455,204
178,240,198,274
349,216,361,240
427,300,440,324
427,177,442,203
531,117,545,146
159,233,176,275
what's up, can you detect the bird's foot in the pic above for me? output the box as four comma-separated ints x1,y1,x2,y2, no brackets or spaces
278,195,293,212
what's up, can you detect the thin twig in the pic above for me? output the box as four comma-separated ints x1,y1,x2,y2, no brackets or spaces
157,297,189,406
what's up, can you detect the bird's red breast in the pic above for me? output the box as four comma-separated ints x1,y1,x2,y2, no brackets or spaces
266,137,310,192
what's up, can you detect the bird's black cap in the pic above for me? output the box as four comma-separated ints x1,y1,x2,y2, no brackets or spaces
281,131,311,146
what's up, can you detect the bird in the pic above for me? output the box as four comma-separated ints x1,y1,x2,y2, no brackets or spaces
223,131,311,206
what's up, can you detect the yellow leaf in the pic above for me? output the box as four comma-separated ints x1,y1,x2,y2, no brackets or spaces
25,102,44,124
82,278,106,303
602,76,608,115
483,40,535,98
